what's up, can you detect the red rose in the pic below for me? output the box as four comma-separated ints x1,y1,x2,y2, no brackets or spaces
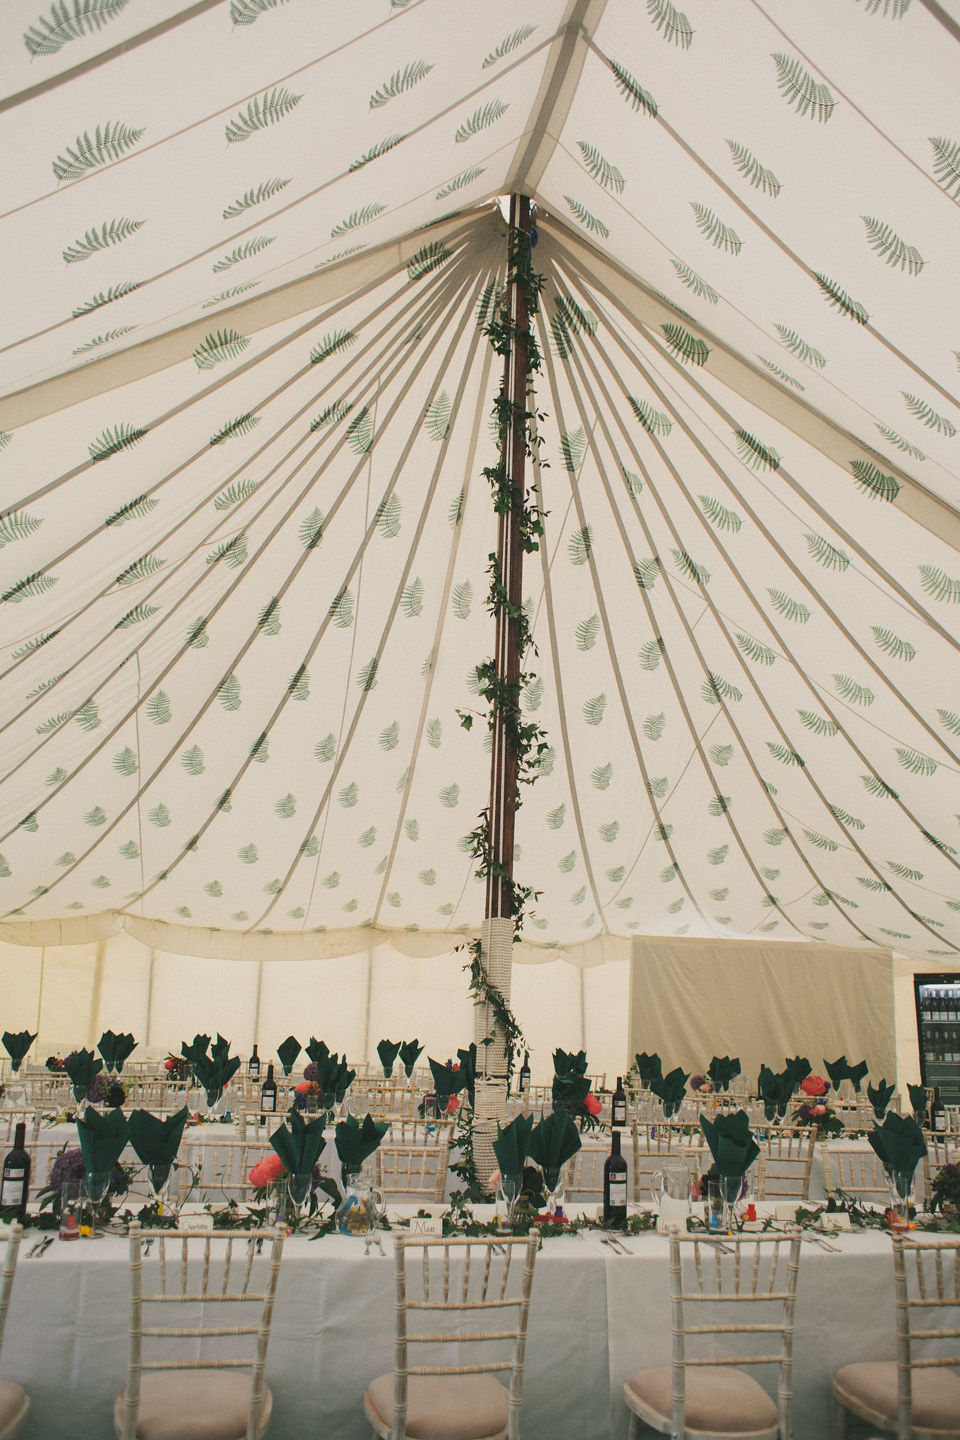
164,1058,176,1071
446,1096,460,1113
584,1093,603,1116
801,1075,827,1096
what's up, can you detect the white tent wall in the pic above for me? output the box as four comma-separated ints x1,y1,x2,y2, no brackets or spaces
628,936,899,1084
0,934,628,1083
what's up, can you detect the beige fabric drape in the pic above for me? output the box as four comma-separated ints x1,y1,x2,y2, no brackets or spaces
629,936,896,1082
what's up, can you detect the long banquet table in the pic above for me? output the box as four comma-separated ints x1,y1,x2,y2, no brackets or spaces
0,1224,902,1440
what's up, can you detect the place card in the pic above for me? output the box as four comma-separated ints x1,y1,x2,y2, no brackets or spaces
409,1216,442,1236
178,1212,214,1233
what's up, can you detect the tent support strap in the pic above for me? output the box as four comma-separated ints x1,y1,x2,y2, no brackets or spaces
473,194,532,1180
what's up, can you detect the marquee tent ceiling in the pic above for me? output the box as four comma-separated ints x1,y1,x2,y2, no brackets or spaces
1,0,960,965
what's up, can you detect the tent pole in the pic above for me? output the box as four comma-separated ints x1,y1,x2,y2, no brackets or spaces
473,194,531,1181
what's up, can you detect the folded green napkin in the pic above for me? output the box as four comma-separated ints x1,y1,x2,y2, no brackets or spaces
699,1109,761,1178
868,1079,895,1120
552,1074,591,1109
210,1034,232,1064
97,1031,137,1074
76,1105,129,1176
784,1056,811,1092
651,1066,689,1119
492,1114,534,1176
277,1036,302,1077
824,1056,848,1092
553,1047,588,1079
427,1058,463,1109
331,1060,356,1101
907,1082,927,1118
707,1056,741,1092
2,1030,37,1072
65,1048,103,1103
868,1113,927,1191
305,1037,330,1065
192,1050,241,1102
181,1034,211,1067
128,1107,189,1166
270,1107,327,1176
527,1109,581,1174
847,1060,869,1094
757,1066,791,1121
377,1040,401,1078
335,1113,389,1174
399,1039,423,1079
457,1045,477,1107
634,1052,663,1087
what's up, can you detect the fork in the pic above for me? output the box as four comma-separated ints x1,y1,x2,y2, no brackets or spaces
25,1236,45,1259
35,1236,54,1258
143,1238,154,1258
601,1234,632,1255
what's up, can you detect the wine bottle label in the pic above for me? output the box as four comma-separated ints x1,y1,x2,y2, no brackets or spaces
1,1173,26,1205
935,1114,947,1131
261,1093,276,1111
607,1179,627,1206
613,1102,626,1124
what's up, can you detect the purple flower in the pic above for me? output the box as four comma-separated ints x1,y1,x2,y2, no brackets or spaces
49,1147,86,1190
302,1062,318,1083
85,1074,108,1103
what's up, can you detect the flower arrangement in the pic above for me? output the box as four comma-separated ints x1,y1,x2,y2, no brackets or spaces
690,1074,713,1094
163,1054,191,1082
795,1100,845,1138
45,1054,66,1072
37,1146,131,1218
294,1081,322,1111
247,1153,326,1224
801,1075,828,1097
929,1163,960,1219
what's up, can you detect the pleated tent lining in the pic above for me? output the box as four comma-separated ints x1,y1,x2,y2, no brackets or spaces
0,0,959,965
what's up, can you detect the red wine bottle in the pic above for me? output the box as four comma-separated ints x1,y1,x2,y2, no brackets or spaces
1,1123,30,1220
247,1044,261,1080
260,1063,277,1123
612,1076,627,1128
603,1130,628,1222
518,1052,530,1095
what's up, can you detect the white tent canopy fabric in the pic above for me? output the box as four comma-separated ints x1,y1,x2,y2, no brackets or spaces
2,0,960,966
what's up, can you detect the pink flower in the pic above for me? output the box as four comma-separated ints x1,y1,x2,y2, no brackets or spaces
801,1075,828,1097
812,1104,827,1116
248,1152,285,1187
584,1093,603,1116
294,1081,311,1094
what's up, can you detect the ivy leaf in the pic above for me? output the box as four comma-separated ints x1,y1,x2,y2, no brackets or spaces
772,53,835,121
225,87,302,144
369,60,433,108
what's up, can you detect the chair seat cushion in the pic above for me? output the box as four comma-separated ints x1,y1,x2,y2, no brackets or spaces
113,1371,272,1440
625,1366,779,1435
0,1380,28,1437
365,1373,509,1440
835,1361,960,1432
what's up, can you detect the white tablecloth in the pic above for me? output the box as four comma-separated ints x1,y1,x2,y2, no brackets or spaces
0,1224,905,1440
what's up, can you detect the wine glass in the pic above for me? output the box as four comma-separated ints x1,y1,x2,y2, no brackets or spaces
543,1167,566,1218
286,1171,312,1228
887,1169,914,1229
84,1170,112,1234
147,1161,173,1214
497,1172,522,1230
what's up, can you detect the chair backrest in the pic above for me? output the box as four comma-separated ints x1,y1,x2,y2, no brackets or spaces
923,1134,960,1197
753,1128,816,1201
564,1146,606,1198
890,1235,960,1440
364,1083,418,1120
180,1140,255,1205
821,1146,890,1202
389,1233,539,1440
118,1222,285,1440
376,1143,449,1203
0,1112,40,1144
666,1228,802,1440
0,1223,24,1361
387,1118,456,1147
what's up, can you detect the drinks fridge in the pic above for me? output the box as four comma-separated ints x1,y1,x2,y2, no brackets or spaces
914,975,960,1108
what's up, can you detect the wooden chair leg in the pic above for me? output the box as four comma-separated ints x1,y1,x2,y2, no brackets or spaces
628,1412,645,1439
835,1400,849,1440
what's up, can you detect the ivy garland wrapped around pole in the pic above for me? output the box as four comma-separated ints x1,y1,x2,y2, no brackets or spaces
455,195,548,1182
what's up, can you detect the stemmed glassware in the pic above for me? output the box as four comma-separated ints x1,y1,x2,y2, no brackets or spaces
497,1172,522,1230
